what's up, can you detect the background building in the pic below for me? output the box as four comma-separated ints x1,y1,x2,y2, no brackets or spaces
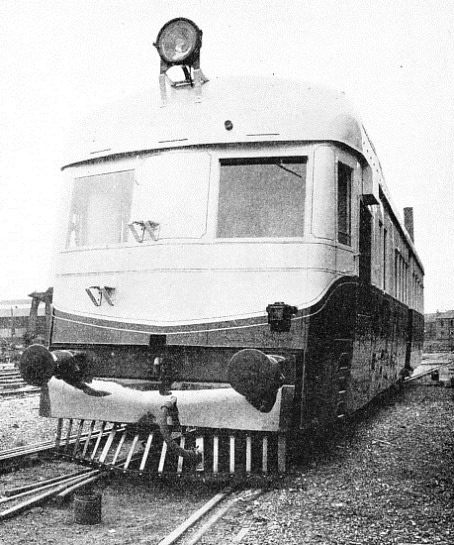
425,310,454,351
0,288,52,361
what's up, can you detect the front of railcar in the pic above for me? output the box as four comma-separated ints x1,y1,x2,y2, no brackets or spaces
20,19,377,474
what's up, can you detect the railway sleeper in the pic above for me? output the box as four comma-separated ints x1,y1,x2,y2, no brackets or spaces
54,418,287,477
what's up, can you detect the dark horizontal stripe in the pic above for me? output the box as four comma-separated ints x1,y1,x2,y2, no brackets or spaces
53,276,359,336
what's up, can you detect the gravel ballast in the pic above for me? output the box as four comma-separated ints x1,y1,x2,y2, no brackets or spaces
220,383,454,544
1,382,454,544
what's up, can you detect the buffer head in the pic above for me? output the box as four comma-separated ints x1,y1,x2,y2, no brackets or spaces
19,344,55,387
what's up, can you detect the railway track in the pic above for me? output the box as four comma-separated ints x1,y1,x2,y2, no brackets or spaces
153,370,453,545
405,360,453,384
2,370,451,545
0,388,40,397
0,365,39,397
0,413,275,527
0,430,143,521
0,423,113,473
0,466,103,521
1,368,450,539
0,438,58,468
157,487,263,545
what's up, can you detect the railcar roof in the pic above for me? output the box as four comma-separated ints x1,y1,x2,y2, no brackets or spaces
62,76,364,167
62,75,423,271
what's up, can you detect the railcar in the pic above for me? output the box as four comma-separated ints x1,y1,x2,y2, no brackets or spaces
20,18,424,476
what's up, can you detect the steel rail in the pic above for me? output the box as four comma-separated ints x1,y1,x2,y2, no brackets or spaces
0,470,102,521
0,470,101,507
156,488,232,545
54,473,103,504
0,435,65,456
0,427,112,465
184,488,263,545
3,467,94,497
405,361,453,384
0,452,144,521
183,494,242,545
155,488,263,545
0,386,40,397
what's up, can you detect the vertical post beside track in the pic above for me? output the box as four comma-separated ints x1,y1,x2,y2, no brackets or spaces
55,418,63,449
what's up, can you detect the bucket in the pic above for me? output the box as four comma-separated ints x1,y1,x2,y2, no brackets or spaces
74,490,102,525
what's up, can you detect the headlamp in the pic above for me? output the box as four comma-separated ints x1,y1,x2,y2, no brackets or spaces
155,18,202,66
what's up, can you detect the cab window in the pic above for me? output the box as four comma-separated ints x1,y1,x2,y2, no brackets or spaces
67,170,134,248
217,157,306,238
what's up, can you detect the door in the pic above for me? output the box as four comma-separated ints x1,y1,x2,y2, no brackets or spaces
358,202,372,313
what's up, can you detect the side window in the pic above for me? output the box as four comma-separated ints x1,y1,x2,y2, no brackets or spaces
337,162,352,246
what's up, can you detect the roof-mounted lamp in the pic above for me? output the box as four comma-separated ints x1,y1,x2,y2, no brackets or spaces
154,18,208,89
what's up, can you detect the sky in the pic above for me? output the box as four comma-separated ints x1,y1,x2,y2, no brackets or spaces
0,0,453,312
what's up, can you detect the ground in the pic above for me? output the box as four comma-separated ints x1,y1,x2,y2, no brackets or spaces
1,382,454,544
